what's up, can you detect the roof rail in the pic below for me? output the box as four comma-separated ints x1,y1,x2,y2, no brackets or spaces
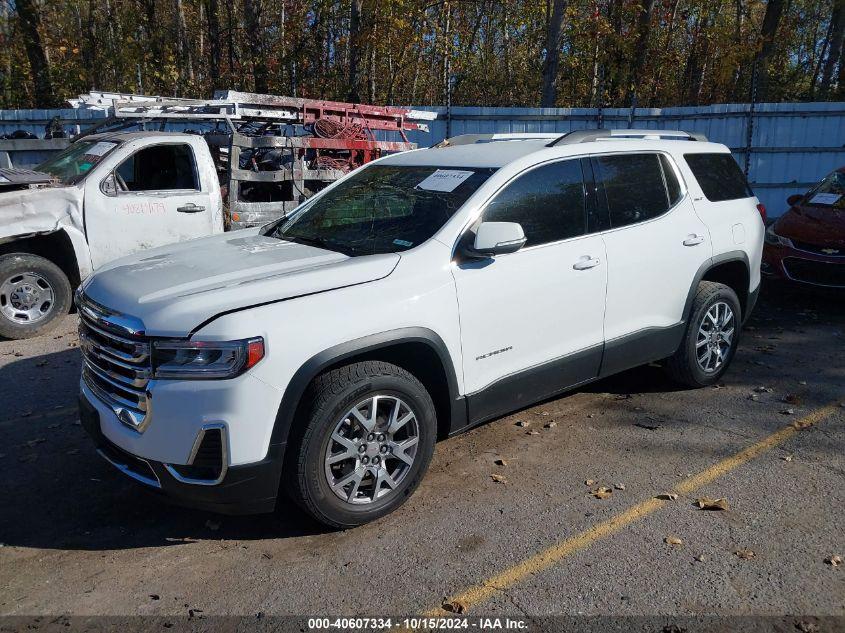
433,132,560,148
546,128,707,147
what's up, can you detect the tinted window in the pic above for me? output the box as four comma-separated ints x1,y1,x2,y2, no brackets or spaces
115,144,198,192
483,160,586,247
595,153,670,228
660,154,683,206
684,153,752,202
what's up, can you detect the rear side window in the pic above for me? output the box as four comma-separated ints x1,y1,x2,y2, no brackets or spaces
483,159,586,247
594,153,670,228
660,154,683,206
684,153,752,202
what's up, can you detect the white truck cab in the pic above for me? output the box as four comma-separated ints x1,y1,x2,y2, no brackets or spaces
76,129,764,527
0,131,223,339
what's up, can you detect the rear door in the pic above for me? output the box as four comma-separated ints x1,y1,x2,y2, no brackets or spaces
84,141,217,269
452,158,607,423
594,152,711,374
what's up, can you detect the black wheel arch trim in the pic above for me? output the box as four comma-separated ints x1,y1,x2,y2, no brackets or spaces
683,250,752,325
268,327,464,463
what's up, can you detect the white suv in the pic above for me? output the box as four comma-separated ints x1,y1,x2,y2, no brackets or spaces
76,129,764,527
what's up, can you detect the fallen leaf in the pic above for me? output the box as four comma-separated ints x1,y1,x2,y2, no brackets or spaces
735,549,755,560
585,479,597,486
783,394,801,405
526,430,540,436
515,420,530,428
695,497,729,511
493,458,508,466
490,474,507,484
592,486,613,499
795,620,819,633
754,386,773,393
614,483,626,491
694,554,707,562
780,408,795,415
442,599,466,614
824,555,842,567
748,394,760,402
544,421,557,428
656,493,678,501
781,454,794,462
149,594,160,601
665,536,683,546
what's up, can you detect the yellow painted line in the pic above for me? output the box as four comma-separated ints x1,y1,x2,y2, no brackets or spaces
427,403,840,615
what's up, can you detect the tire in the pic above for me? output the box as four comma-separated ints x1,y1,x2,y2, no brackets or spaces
285,361,437,528
664,281,742,388
0,253,72,340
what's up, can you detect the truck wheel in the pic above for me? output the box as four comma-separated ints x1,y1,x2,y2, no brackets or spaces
664,281,742,388
286,361,437,528
0,253,72,340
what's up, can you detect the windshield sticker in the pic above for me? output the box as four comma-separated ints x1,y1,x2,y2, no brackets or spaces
78,162,93,172
809,193,841,205
85,141,118,157
393,239,413,247
416,169,474,192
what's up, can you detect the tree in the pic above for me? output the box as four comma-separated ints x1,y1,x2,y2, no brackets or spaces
754,0,786,101
348,0,364,102
540,0,567,107
14,0,56,106
243,0,268,93
820,0,845,96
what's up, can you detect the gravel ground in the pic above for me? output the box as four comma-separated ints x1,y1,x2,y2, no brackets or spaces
0,280,843,625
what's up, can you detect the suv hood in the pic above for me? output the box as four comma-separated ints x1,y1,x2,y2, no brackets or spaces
82,229,400,336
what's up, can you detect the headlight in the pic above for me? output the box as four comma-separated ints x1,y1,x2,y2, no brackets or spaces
765,224,793,248
152,337,265,379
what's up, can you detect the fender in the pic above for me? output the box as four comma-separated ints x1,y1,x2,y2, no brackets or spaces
683,250,751,325
267,327,465,466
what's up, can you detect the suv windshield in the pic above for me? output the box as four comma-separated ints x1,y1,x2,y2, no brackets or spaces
267,165,495,256
35,139,120,185
804,170,845,209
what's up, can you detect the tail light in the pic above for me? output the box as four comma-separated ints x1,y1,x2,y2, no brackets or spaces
756,203,767,223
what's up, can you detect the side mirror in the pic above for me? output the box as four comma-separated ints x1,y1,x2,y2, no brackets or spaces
465,221,527,258
101,173,117,196
786,193,803,207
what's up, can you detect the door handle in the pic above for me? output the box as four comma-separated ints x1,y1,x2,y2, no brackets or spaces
573,256,601,270
683,234,705,246
177,203,205,213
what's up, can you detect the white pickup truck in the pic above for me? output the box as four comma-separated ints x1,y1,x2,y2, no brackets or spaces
0,131,224,339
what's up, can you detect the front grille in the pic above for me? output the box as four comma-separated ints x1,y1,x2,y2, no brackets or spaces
783,257,845,288
77,295,152,430
98,436,160,488
791,239,845,257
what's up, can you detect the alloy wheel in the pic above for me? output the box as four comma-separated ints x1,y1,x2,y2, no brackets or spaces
696,301,735,373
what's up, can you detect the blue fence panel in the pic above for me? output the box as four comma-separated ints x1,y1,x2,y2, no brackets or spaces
3,101,845,216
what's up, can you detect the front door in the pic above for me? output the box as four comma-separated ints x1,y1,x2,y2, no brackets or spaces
85,142,216,269
452,158,607,424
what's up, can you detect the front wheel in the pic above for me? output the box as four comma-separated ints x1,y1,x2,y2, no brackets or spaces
286,361,437,528
664,281,742,387
0,253,72,340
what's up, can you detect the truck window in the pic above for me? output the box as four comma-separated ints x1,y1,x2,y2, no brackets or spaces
482,159,586,247
115,144,198,192
683,153,753,202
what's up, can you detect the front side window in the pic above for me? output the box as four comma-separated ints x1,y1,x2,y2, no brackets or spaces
595,153,671,228
268,165,495,256
482,160,586,247
684,152,753,202
114,144,198,192
35,140,119,185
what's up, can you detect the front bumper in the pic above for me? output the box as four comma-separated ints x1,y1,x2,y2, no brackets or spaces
79,391,286,515
763,243,845,288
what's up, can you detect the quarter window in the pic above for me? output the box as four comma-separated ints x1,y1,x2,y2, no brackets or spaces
595,153,671,228
114,144,198,192
483,160,586,247
683,153,753,202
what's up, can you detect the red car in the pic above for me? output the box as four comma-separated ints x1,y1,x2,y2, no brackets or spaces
762,168,845,289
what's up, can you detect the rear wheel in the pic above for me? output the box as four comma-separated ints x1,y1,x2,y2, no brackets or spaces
286,361,436,528
665,281,741,387
0,253,72,340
